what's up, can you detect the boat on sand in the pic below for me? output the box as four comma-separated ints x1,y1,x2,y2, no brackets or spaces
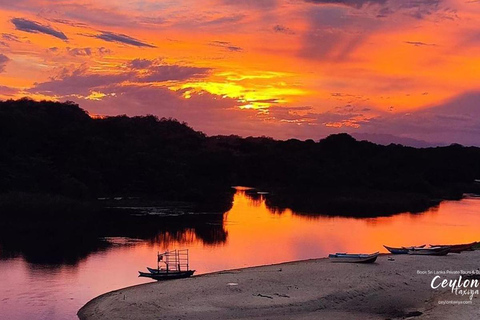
139,249,195,281
384,244,425,254
407,247,450,256
328,252,379,263
428,242,477,253
138,270,195,280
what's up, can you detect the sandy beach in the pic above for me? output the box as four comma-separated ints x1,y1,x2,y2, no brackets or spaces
78,251,480,320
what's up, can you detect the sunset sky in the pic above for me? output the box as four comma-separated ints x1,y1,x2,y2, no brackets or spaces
1,0,480,145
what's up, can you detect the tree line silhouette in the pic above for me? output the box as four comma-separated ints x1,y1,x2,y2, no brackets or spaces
1,98,480,218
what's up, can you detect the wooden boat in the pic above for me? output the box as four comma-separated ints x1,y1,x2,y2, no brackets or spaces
384,244,425,254
139,249,195,281
328,252,379,263
407,246,450,256
145,266,196,277
139,270,195,280
429,242,477,253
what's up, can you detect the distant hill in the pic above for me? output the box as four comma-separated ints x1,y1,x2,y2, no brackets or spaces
351,133,445,148
1,98,480,216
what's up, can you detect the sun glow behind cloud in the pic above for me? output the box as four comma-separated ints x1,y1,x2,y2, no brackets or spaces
1,0,480,144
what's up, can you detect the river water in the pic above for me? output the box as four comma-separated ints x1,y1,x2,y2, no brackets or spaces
1,188,479,319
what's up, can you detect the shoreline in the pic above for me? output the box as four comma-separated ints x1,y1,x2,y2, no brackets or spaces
78,252,480,320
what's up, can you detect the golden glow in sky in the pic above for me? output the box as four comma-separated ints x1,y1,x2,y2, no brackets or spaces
1,0,480,144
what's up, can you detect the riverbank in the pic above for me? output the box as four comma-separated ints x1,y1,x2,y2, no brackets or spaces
78,251,480,320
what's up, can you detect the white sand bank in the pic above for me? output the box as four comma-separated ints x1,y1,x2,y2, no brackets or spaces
79,252,480,320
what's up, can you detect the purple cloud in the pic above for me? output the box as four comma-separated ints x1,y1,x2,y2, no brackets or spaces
202,15,245,26
94,31,156,48
67,47,92,56
273,25,295,35
372,92,480,145
129,59,154,69
140,65,211,82
63,47,111,56
11,18,68,40
29,67,134,96
28,60,212,96
222,0,278,8
209,41,243,52
0,54,9,72
305,0,445,21
2,33,20,43
299,6,383,61
305,0,387,8
0,85,19,96
405,41,436,47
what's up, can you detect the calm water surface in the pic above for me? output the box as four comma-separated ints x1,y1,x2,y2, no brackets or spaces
1,188,480,319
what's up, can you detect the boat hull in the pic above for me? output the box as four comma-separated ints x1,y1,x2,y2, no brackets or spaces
429,242,477,253
329,252,379,263
384,245,408,254
384,245,425,254
408,247,450,256
139,270,195,280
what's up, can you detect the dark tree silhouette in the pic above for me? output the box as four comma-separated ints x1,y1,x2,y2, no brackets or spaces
1,98,479,218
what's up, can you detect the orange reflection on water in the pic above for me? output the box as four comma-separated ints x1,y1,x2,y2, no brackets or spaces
135,189,480,274
2,188,480,320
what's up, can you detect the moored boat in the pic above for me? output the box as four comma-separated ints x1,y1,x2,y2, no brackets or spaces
428,242,477,253
139,249,195,281
139,270,195,280
384,244,425,254
328,252,379,263
407,246,450,256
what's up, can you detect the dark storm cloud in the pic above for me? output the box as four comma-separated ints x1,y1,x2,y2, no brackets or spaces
94,31,156,48
11,18,68,40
